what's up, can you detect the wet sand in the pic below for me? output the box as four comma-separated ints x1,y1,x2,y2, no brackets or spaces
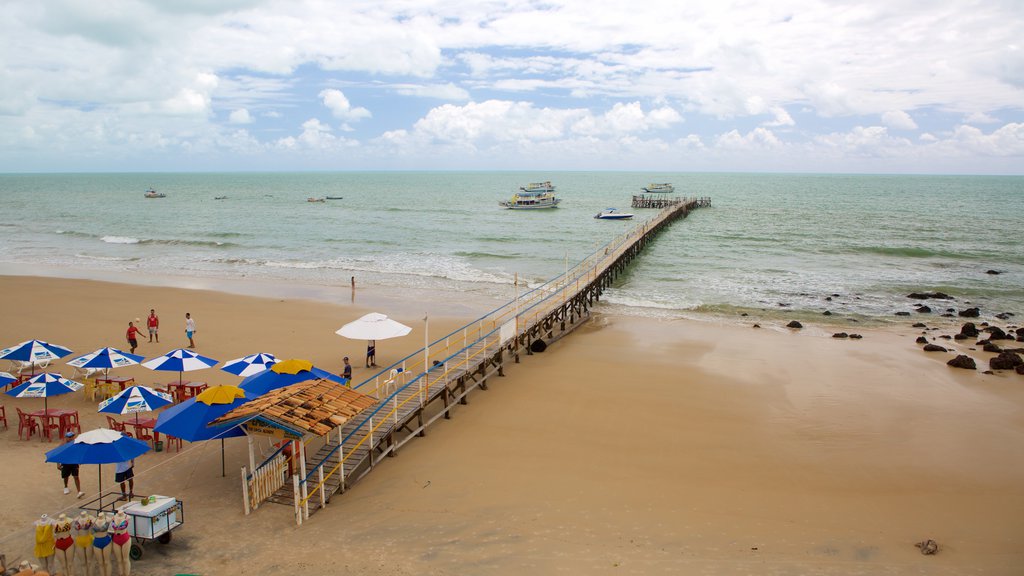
1,276,1022,575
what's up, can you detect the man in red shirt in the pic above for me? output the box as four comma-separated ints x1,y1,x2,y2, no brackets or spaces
126,321,142,354
147,309,160,343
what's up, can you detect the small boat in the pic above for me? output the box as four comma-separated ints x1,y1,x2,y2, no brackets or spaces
307,197,326,203
214,196,228,200
499,181,561,210
325,196,344,200
144,188,165,198
594,208,634,220
642,183,674,194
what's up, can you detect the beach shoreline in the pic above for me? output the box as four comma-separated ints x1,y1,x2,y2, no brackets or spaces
1,275,1022,575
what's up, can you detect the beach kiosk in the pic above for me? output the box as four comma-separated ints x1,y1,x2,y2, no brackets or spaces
212,377,376,525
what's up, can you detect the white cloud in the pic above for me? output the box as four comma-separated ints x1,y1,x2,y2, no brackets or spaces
716,127,781,150
882,110,918,130
964,111,999,124
949,123,1024,156
228,108,253,124
764,106,795,127
392,83,470,100
318,89,371,122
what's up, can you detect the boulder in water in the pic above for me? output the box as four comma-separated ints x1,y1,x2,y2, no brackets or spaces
947,355,976,369
786,321,803,329
959,307,981,318
923,344,947,352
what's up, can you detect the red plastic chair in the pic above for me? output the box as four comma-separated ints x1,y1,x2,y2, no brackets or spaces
163,434,183,452
105,416,133,438
60,412,81,436
0,405,7,430
132,423,154,447
16,408,39,440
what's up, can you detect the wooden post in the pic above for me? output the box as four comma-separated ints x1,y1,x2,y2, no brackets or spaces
247,435,255,473
318,466,325,509
241,466,250,515
293,474,301,526
298,440,309,520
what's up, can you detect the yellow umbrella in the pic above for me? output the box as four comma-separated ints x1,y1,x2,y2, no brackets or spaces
271,359,313,374
196,384,245,405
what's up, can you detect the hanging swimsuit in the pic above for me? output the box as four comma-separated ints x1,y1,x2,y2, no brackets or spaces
111,516,131,546
92,522,112,550
34,522,55,557
74,518,93,548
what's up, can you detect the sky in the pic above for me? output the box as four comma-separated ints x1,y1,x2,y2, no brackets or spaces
1,0,1022,174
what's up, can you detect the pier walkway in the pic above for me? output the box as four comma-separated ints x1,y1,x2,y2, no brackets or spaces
248,197,710,524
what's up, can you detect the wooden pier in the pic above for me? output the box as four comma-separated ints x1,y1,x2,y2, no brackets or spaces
246,197,710,524
632,194,712,209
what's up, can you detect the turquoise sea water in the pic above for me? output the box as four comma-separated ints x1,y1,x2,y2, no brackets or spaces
1,172,1022,324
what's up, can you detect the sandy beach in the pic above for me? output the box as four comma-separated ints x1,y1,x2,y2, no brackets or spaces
1,275,1022,575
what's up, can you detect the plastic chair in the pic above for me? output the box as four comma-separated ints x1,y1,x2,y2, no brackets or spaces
16,408,38,440
163,434,183,452
105,416,133,438
39,414,59,442
59,411,81,437
0,405,7,430
132,423,154,447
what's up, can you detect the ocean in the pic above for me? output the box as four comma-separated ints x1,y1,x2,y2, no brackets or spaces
1,172,1022,324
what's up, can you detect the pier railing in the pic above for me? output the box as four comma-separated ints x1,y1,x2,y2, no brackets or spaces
292,198,704,520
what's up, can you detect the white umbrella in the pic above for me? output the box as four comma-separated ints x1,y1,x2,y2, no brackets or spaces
335,313,411,340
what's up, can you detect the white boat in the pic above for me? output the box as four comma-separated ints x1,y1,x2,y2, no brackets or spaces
499,181,561,209
144,188,165,198
642,183,674,194
307,197,326,203
594,208,634,220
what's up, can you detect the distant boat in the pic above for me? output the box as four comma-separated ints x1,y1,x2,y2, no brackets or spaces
144,188,165,198
642,183,674,194
325,196,344,200
214,196,228,200
499,181,561,209
307,197,326,203
594,208,634,220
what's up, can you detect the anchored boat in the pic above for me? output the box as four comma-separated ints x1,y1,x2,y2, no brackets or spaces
594,208,634,220
144,188,165,198
499,181,561,209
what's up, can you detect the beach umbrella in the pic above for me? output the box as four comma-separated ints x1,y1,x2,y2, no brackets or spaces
221,352,279,378
0,339,73,376
142,348,219,386
239,358,346,397
335,312,411,365
67,347,145,379
335,312,412,340
0,372,15,388
155,385,254,476
45,428,151,508
5,372,83,413
98,385,174,430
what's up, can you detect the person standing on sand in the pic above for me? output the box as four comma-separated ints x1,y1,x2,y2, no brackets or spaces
185,312,196,348
147,309,159,343
125,321,142,354
366,340,376,368
342,356,352,383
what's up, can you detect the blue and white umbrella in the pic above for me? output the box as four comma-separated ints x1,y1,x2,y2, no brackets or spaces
221,352,278,378
45,428,151,507
0,339,73,375
99,384,174,432
68,347,145,378
0,371,15,388
142,348,219,385
6,372,83,413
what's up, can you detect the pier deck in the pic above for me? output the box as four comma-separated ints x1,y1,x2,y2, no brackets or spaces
248,197,710,523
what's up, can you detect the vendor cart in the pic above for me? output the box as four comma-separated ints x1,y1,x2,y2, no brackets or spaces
79,491,184,560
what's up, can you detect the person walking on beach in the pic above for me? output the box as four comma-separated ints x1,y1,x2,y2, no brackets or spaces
125,321,142,354
185,312,196,348
115,459,134,500
147,309,160,343
342,356,352,383
59,432,85,498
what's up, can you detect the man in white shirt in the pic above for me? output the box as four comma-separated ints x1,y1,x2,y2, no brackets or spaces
115,459,135,499
185,312,196,348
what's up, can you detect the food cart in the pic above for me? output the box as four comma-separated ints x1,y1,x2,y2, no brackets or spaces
79,492,184,560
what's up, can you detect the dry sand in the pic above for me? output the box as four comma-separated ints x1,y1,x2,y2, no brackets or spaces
1,275,1022,575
